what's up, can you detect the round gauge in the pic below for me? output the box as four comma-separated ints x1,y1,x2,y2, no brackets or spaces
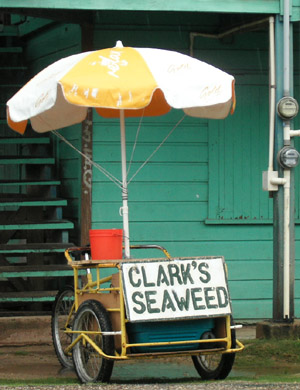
277,97,299,120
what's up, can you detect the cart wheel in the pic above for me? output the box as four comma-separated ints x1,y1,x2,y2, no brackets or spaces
72,300,115,383
192,320,236,380
51,285,75,369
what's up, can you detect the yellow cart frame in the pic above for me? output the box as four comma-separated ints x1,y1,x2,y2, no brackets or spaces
56,245,244,382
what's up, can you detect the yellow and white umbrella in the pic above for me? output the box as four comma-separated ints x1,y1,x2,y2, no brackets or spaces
6,41,236,258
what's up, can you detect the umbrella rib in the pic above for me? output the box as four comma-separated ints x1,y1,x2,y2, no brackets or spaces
51,114,186,189
127,114,186,185
127,111,145,177
52,130,123,189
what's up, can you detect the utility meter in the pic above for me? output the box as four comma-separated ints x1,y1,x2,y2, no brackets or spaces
277,97,299,120
278,146,300,169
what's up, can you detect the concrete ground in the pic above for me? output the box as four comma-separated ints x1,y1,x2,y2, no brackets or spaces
0,316,256,346
0,316,255,382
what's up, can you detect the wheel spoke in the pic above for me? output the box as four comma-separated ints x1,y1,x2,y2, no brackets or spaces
51,287,75,369
72,300,114,383
78,311,103,379
200,354,222,372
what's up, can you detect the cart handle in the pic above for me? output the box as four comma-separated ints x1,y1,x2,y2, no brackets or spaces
64,244,171,264
130,244,171,259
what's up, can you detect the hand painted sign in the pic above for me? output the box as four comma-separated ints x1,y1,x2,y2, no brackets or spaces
121,257,231,322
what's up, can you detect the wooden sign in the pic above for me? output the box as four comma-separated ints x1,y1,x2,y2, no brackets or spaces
121,257,231,322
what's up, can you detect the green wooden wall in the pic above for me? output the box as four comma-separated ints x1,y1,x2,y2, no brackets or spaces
25,23,82,243
89,19,296,321
0,0,281,14
22,14,300,320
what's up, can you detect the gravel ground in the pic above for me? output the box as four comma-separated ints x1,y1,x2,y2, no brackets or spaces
1,383,300,390
0,326,298,389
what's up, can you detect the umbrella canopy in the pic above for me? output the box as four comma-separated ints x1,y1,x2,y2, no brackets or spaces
6,42,236,258
7,41,235,134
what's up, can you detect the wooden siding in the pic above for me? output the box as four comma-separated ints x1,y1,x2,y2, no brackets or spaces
89,20,300,319
0,0,280,14
25,24,82,242
207,84,271,223
89,22,300,321
19,14,300,320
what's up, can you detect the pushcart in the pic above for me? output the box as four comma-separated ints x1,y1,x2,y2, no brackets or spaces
51,244,244,384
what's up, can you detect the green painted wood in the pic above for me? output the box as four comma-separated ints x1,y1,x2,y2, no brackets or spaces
0,0,281,14
0,180,60,186
0,66,26,70
207,84,271,223
0,243,73,254
0,47,22,53
93,182,208,202
192,31,269,51
16,13,300,321
96,222,271,244
165,239,273,260
0,220,74,230
18,17,53,37
294,283,300,298
0,25,18,36
92,201,207,222
157,240,273,260
92,117,208,142
0,297,56,302
0,270,79,277
229,280,272,299
58,159,81,179
226,260,272,280
0,198,64,207
24,24,82,249
0,137,50,144
89,15,279,318
93,144,207,163
0,157,55,165
93,222,274,242
232,300,272,319
132,237,300,264
26,24,81,72
0,291,57,302
0,271,73,277
0,198,67,207
206,219,274,224
93,163,208,183
0,265,73,278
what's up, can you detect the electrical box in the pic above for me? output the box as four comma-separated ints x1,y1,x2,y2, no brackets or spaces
262,171,279,192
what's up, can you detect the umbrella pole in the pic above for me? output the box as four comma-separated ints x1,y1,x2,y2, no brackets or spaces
120,110,130,259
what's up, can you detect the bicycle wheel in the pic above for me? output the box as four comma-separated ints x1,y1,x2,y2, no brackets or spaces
72,300,114,383
192,321,236,380
51,286,75,369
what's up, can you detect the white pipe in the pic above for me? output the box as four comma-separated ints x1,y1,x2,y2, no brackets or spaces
290,130,300,137
283,0,291,320
189,17,269,57
270,177,287,186
120,110,130,259
283,169,291,319
283,0,290,96
268,16,276,172
284,122,291,144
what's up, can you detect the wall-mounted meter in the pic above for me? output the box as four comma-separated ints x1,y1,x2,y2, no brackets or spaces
277,97,299,120
278,146,300,169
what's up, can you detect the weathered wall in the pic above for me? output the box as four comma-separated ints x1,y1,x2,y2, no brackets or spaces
90,16,298,320
25,23,82,243
22,13,300,320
